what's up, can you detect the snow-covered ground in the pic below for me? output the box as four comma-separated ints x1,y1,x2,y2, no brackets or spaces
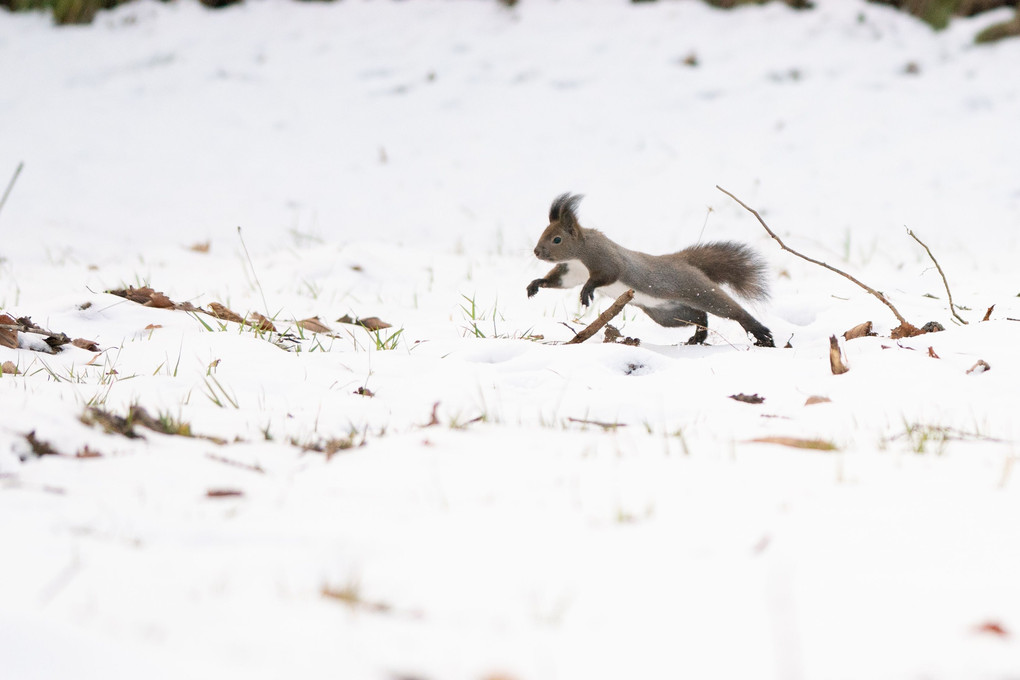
2,1,1020,677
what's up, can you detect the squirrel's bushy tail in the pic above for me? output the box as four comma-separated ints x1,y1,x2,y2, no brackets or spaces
682,241,770,302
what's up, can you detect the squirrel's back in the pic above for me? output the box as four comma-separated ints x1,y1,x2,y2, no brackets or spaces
679,241,769,302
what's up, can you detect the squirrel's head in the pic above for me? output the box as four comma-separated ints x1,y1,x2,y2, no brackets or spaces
534,193,584,262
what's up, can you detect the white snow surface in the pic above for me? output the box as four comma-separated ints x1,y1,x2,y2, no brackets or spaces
2,1,1020,678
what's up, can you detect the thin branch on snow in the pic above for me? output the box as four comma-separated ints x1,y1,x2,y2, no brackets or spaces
717,185,923,338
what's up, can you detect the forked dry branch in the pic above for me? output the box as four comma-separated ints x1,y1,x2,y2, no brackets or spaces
717,186,924,338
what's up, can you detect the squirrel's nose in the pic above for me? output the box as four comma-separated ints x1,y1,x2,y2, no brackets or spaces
534,247,541,257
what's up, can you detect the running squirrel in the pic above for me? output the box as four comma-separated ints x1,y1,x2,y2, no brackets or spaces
527,193,775,347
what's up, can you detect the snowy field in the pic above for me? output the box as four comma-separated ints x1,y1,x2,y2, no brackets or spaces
2,0,1020,678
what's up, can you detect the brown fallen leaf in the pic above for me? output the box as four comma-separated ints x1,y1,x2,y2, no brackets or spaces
75,446,102,459
356,316,391,331
982,305,995,322
890,322,925,339
247,312,277,332
1,360,18,375
25,431,60,456
145,291,175,309
750,436,838,451
144,324,162,330
208,302,244,324
354,386,375,397
804,395,831,406
297,316,332,334
72,338,100,352
974,621,1009,638
843,321,875,340
967,359,991,375
829,335,849,375
0,313,18,349
730,393,765,404
189,241,211,253
206,489,244,498
927,346,940,359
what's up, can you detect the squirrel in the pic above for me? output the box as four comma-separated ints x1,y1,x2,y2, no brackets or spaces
527,193,775,347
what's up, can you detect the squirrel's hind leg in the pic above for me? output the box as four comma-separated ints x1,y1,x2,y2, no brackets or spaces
639,304,709,345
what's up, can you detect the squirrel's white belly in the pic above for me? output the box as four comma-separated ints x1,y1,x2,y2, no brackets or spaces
562,260,672,310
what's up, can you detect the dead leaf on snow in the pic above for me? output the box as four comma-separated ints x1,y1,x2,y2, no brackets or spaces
25,431,60,456
804,395,831,406
206,489,244,498
927,346,940,359
982,305,995,322
0,313,18,348
967,359,991,375
208,302,244,324
1,360,18,375
247,312,277,332
72,338,100,352
974,621,1009,638
75,446,102,459
750,436,838,451
336,314,391,331
297,316,332,334
730,393,765,404
357,316,391,331
829,335,849,375
189,241,211,253
843,321,875,340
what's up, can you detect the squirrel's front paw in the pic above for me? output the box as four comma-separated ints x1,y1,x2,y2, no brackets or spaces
526,279,542,298
580,286,594,307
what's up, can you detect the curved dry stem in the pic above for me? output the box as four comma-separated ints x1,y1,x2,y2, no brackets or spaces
717,185,917,333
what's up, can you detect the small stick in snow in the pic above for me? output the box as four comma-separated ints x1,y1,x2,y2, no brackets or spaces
567,417,627,430
906,227,967,325
0,161,24,222
717,186,923,338
829,335,849,375
982,305,995,322
566,289,634,345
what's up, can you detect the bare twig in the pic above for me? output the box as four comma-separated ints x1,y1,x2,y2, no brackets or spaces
906,227,967,325
567,417,627,430
0,161,24,222
717,186,921,337
566,289,634,344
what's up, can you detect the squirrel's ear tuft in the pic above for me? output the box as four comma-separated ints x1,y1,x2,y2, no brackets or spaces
549,193,583,233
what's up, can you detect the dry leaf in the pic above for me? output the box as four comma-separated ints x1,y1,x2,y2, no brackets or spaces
805,395,831,406
927,346,940,359
843,321,875,340
247,312,277,332
75,446,102,459
0,313,18,349
354,386,375,397
145,292,175,308
144,324,162,330
189,241,211,253
1,360,18,375
890,322,924,339
974,621,1009,637
829,335,849,375
208,302,244,324
982,305,995,322
751,436,838,451
72,338,100,352
730,393,765,404
357,316,391,331
297,316,332,334
206,489,244,498
967,359,991,375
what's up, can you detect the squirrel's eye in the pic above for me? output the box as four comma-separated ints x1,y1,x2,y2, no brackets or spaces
552,236,562,244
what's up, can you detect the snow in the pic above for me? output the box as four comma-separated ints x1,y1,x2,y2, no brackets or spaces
2,0,1020,678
